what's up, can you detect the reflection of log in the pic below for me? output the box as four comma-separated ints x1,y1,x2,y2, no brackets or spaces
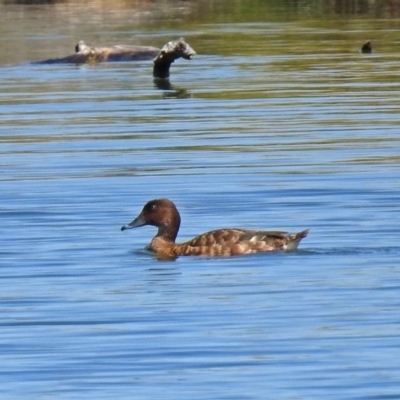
34,38,196,79
153,79,191,99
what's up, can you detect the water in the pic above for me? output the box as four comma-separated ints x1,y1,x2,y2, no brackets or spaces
1,1,400,399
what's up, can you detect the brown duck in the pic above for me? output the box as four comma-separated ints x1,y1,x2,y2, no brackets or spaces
121,198,309,258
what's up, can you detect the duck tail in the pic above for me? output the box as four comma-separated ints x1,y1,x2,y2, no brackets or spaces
284,229,309,251
296,229,310,240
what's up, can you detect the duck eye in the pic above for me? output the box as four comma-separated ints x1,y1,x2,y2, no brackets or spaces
148,203,157,211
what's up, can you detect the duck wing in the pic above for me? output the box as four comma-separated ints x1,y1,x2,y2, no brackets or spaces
179,228,309,255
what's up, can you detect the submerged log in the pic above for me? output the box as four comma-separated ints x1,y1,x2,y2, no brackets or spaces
33,38,196,79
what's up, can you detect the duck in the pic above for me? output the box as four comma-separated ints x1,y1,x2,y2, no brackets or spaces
121,198,309,258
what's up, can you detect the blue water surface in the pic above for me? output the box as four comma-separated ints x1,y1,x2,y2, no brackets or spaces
1,7,400,400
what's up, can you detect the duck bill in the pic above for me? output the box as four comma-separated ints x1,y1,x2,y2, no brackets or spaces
121,214,146,231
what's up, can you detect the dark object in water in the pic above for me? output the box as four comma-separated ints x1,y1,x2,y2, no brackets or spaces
361,41,372,54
